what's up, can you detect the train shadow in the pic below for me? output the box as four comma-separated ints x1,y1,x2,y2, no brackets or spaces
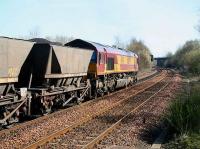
95,112,165,145
139,122,164,145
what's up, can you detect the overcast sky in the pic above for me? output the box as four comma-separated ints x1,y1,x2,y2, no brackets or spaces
0,0,200,56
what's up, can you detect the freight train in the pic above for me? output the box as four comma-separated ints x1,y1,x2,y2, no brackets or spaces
0,37,138,126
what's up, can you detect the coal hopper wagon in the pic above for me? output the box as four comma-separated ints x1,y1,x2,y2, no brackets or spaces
0,37,93,125
22,42,93,114
0,37,34,125
0,37,138,126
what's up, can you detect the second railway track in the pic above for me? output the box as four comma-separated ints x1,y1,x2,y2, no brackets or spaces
38,71,171,149
23,70,169,149
0,70,165,149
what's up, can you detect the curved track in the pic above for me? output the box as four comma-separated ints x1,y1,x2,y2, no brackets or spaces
24,71,167,149
0,70,162,149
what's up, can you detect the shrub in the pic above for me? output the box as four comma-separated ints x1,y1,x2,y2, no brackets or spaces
168,40,200,74
165,83,200,135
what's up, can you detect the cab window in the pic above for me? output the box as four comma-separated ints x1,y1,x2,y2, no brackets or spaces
107,58,114,70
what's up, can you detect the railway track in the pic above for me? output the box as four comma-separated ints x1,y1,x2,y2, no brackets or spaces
37,72,171,149
23,71,168,149
97,74,182,149
0,70,157,132
0,70,163,149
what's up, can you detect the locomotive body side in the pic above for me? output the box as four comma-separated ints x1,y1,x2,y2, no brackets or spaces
92,43,138,94
97,50,138,75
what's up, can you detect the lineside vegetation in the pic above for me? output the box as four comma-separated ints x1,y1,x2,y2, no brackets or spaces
166,40,200,75
163,82,200,148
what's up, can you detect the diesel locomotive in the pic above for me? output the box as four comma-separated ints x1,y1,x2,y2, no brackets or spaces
66,39,138,96
0,37,138,125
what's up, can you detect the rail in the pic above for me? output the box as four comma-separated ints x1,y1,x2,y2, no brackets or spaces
83,81,170,149
25,71,167,149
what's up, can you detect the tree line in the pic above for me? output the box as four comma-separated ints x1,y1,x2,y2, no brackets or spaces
25,27,153,71
165,21,200,75
113,37,153,71
126,39,152,70
51,36,153,71
166,40,200,75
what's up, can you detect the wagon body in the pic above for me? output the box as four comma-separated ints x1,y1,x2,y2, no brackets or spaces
0,37,34,84
46,44,94,78
0,37,34,94
18,43,93,87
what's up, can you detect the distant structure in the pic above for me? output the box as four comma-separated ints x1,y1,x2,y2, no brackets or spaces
154,57,169,67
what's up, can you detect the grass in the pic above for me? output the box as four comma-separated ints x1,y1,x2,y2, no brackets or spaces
164,134,200,149
163,82,200,148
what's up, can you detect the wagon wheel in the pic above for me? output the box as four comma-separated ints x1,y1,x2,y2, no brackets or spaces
108,80,116,93
109,85,115,93
135,77,138,82
3,111,10,125
99,90,104,97
94,91,98,99
39,107,46,115
40,107,51,115
76,97,82,105
2,108,20,126
40,100,53,115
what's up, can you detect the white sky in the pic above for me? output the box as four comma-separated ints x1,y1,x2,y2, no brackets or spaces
0,0,200,57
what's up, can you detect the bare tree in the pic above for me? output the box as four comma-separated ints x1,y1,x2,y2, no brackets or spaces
46,35,74,45
29,26,40,38
113,36,126,49
127,38,152,70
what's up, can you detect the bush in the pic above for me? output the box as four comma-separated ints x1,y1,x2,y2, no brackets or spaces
165,133,200,149
165,83,200,135
182,134,200,148
168,40,200,75
183,50,200,74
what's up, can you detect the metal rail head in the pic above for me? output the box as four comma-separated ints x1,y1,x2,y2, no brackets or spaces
82,81,170,149
3,70,167,149
24,71,167,149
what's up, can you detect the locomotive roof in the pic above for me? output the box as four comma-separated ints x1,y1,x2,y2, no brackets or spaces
66,39,138,57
